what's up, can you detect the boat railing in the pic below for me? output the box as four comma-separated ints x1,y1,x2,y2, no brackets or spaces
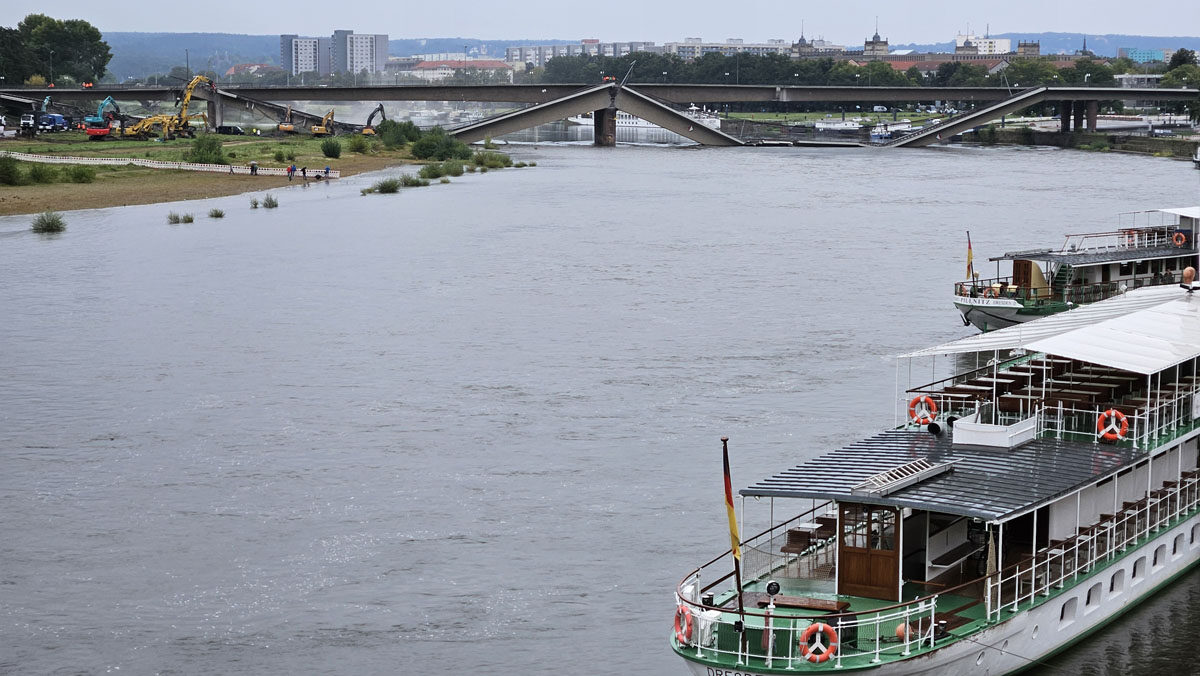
1035,384,1200,449
953,275,1181,304
984,471,1200,621
675,573,940,669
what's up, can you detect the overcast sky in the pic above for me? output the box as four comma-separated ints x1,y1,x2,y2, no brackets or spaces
4,0,1197,44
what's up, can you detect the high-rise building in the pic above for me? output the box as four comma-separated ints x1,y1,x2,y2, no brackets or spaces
281,30,388,76
954,34,1012,55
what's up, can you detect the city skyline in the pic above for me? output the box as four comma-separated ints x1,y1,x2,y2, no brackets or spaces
2,0,1198,45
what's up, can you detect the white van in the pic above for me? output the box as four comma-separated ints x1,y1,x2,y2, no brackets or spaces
872,105,888,112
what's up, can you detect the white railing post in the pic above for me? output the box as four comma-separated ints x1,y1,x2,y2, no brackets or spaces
836,617,844,669
873,612,881,663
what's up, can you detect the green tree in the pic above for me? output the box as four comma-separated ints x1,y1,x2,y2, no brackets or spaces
1167,48,1197,71
16,14,111,83
1161,64,1200,120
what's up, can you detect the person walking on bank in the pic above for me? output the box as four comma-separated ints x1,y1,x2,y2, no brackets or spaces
301,167,307,179
287,164,295,181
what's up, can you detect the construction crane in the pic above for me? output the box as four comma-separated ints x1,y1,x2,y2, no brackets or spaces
311,109,335,136
362,103,385,135
84,96,121,140
277,105,295,133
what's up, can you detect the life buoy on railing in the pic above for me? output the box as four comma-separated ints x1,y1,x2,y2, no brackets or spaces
1173,232,1188,247
908,396,938,425
983,286,999,298
799,622,839,663
674,604,694,645
1096,409,1129,441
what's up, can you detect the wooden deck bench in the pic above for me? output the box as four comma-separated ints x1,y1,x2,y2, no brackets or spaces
741,592,850,613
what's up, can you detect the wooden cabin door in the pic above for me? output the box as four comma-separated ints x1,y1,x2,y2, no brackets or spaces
838,503,901,601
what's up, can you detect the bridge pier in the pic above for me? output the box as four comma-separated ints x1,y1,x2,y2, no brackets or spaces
1073,102,1085,132
1086,101,1098,132
1060,101,1072,133
207,99,221,129
593,107,616,146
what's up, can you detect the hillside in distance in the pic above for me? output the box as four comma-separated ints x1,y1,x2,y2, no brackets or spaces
102,32,572,80
891,32,1200,57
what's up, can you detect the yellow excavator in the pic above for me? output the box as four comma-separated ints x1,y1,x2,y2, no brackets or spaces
277,105,295,133
311,109,335,136
168,75,214,138
362,103,385,135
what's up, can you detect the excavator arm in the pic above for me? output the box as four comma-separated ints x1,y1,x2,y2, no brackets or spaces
363,103,386,134
311,109,335,136
175,75,214,127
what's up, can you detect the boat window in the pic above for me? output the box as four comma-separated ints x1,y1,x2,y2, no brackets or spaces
1059,597,1077,624
1193,523,1199,545
1120,262,1133,276
1174,534,1184,557
1133,556,1146,581
840,504,896,551
1110,569,1125,594
1153,544,1166,568
1085,583,1102,607
842,504,869,548
1135,261,1149,275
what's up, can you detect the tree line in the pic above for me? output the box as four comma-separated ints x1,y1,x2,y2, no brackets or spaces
0,14,110,85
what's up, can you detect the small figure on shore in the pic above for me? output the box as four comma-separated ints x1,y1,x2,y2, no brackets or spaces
287,164,295,181
324,166,331,177
249,161,258,176
229,164,234,174
301,166,307,179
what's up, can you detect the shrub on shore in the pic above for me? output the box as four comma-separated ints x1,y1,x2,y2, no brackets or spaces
399,173,429,187
27,163,58,184
208,208,225,218
473,151,513,169
66,166,96,183
376,119,421,149
167,212,182,224
321,139,341,159
347,134,371,153
0,155,24,185
186,135,228,165
410,128,472,161
31,211,65,233
250,198,259,209
180,213,194,223
262,194,279,208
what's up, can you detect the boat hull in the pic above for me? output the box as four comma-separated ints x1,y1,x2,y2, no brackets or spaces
952,297,1029,332
679,513,1199,675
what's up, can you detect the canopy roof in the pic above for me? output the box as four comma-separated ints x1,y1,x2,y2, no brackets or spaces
1025,291,1200,374
903,285,1186,359
741,429,1140,521
1157,206,1200,220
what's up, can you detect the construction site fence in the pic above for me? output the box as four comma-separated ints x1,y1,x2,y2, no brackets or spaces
0,150,340,178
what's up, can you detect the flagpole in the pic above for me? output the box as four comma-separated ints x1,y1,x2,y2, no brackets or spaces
722,436,747,663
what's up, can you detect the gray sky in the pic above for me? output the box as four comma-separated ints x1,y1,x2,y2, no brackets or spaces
3,0,1197,44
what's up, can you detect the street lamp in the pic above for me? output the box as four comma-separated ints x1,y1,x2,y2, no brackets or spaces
48,49,54,85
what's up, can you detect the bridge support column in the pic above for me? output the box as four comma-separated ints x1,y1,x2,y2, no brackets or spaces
1060,101,1072,133
207,99,221,129
1073,102,1085,132
1086,101,1098,132
593,107,616,146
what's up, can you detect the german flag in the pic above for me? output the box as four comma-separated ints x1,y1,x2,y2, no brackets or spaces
722,439,742,561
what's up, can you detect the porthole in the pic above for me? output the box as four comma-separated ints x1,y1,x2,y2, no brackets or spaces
1002,639,1009,651
1032,624,1039,640
977,651,985,666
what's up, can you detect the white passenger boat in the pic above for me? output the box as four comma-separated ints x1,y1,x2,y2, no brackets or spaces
814,119,863,131
566,105,720,130
954,207,1200,332
672,279,1200,675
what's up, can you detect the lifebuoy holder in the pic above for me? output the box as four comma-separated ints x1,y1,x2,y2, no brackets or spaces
1096,409,1129,441
674,604,694,645
1173,232,1187,247
908,395,938,425
799,622,839,663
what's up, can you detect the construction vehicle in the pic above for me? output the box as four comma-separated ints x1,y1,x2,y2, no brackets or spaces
169,75,215,138
311,109,335,136
277,105,295,133
362,103,385,135
84,96,121,139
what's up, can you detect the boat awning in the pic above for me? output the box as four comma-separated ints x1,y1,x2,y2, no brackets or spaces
1157,206,1200,220
1024,292,1200,374
902,285,1185,359
740,429,1141,522
991,245,1185,265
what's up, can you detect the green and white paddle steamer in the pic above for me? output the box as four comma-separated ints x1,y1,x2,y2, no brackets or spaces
673,280,1200,675
953,207,1199,332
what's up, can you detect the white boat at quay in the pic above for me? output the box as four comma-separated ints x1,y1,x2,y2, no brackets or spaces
672,277,1200,675
565,104,720,130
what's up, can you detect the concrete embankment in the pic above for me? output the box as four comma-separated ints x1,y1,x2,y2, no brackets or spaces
963,127,1199,159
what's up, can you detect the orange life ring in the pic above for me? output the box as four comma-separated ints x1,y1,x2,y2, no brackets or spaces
799,622,839,663
983,287,998,298
674,604,694,645
1096,409,1129,441
908,395,938,425
1173,232,1187,247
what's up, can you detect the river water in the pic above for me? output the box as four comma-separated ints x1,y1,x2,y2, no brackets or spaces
2,144,1198,675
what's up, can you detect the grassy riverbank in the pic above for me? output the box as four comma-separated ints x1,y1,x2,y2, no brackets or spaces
0,131,422,216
